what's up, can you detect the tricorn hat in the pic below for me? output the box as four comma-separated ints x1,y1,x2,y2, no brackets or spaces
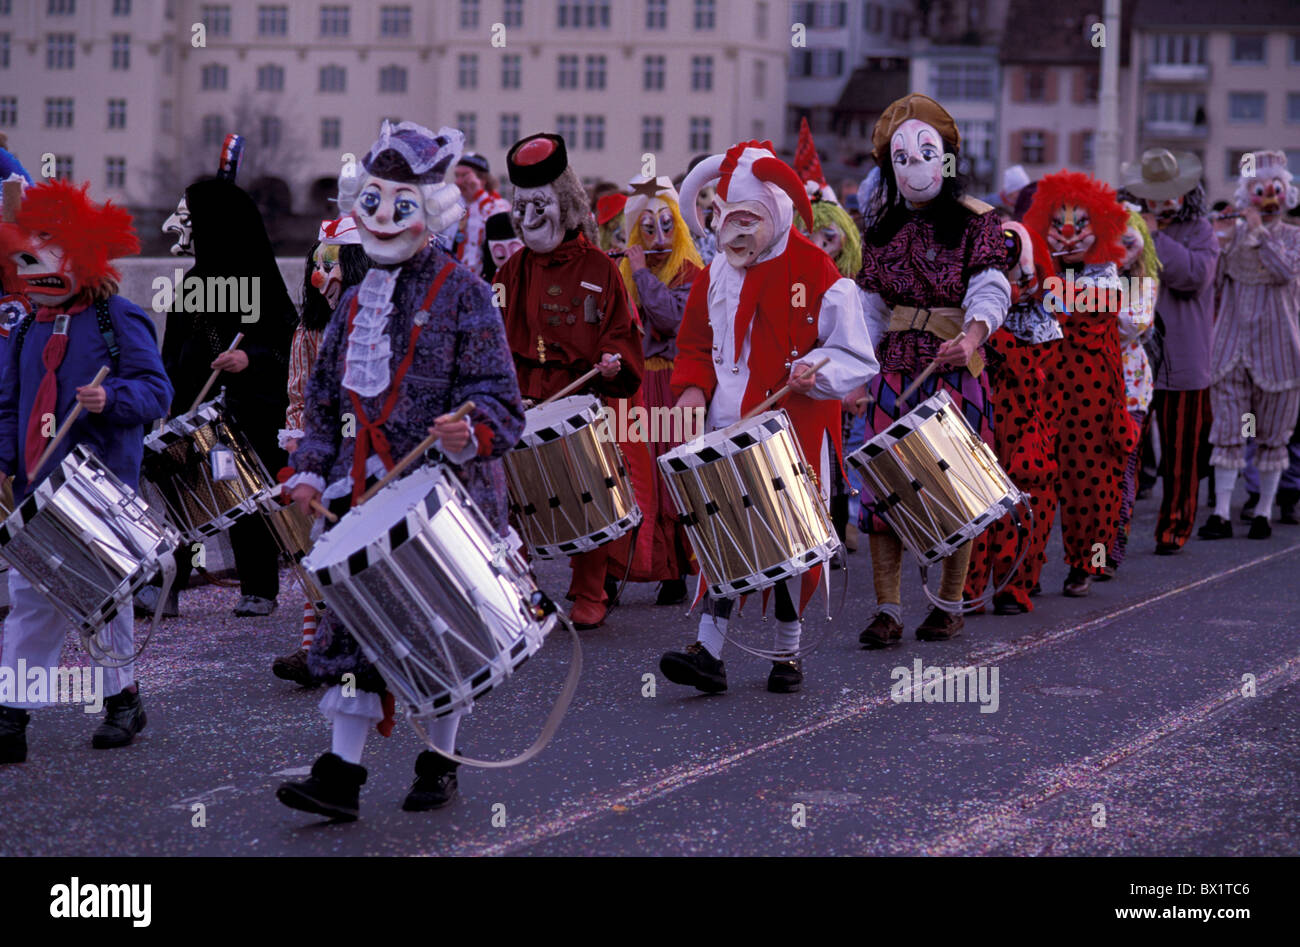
1121,148,1202,201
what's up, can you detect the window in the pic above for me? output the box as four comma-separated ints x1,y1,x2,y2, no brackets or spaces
261,115,281,149
1081,130,1095,166
0,0,9,12
756,1,768,37
790,48,845,78
755,60,767,98
1145,90,1206,125
556,115,577,144
107,98,126,129
1,33,10,69
201,63,228,90
1292,34,1300,64
641,115,663,151
501,53,521,89
585,55,606,89
201,4,231,36
53,155,72,179
558,1,610,28
1228,91,1266,122
320,5,349,36
0,97,16,127
110,34,130,70
694,0,716,29
379,65,407,92
865,2,883,33
113,0,131,13
160,100,172,132
808,1,847,27
105,156,125,188
1289,93,1300,123
646,0,666,29
582,115,604,150
504,0,523,28
558,54,578,89
381,5,411,35
1080,67,1099,102
500,113,520,149
1024,67,1045,101
47,0,74,13
458,53,477,89
46,33,75,69
643,54,665,91
691,55,713,91
258,5,287,35
1149,33,1207,65
257,63,284,91
1231,34,1266,64
320,64,346,92
44,97,74,128
321,116,340,148
689,116,711,151
459,0,478,29
933,62,993,100
456,112,477,148
890,9,910,40
1020,130,1045,164
202,114,224,147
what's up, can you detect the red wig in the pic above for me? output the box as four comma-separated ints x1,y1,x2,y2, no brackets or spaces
0,179,139,298
1023,170,1127,266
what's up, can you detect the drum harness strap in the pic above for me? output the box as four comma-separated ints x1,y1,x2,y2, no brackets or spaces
13,298,121,372
345,262,456,504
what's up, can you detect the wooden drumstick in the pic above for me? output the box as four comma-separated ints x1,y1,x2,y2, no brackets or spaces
852,393,875,412
897,332,965,406
538,354,620,408
31,365,110,478
740,357,830,422
189,332,245,414
310,499,338,523
357,400,476,504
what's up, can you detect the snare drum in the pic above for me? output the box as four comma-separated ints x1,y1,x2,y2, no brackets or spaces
658,410,838,598
260,493,325,606
303,465,557,719
503,395,641,558
143,398,273,542
846,390,1025,564
0,446,181,636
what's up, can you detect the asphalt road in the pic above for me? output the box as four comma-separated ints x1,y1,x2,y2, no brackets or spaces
0,482,1297,857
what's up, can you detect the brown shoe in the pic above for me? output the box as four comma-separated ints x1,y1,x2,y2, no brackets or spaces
1063,566,1092,597
570,598,607,630
915,607,964,641
859,612,903,648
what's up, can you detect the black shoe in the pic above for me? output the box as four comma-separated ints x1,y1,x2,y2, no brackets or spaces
1063,567,1092,597
992,593,1027,615
767,659,803,693
1197,515,1233,540
916,607,964,641
859,612,903,648
271,648,318,688
1240,493,1260,522
603,575,620,607
133,584,179,618
276,752,366,822
1154,541,1182,555
402,750,460,812
1279,489,1299,525
1030,581,1042,597
1247,515,1272,540
0,705,30,765
1094,560,1117,582
655,578,688,606
91,689,146,749
659,642,728,694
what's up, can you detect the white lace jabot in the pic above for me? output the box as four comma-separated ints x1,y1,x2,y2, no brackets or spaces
342,268,399,398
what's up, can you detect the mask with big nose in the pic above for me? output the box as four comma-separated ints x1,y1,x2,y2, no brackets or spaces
637,198,676,261
511,185,564,254
12,234,79,306
714,198,775,269
310,243,343,309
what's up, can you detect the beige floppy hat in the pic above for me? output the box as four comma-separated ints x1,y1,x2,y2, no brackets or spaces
1121,148,1202,201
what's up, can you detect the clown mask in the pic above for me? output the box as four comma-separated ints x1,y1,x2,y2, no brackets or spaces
1247,176,1287,220
11,232,79,306
637,199,675,259
806,221,845,259
488,234,524,268
352,176,429,264
1147,194,1184,225
1119,224,1144,272
696,184,717,229
714,197,775,269
1047,203,1096,264
310,243,344,309
162,196,193,257
511,185,564,254
891,119,945,206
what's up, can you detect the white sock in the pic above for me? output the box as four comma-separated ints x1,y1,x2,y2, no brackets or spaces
331,713,370,765
773,619,802,656
1258,468,1283,523
1214,465,1238,519
430,713,461,754
697,613,727,659
874,602,902,624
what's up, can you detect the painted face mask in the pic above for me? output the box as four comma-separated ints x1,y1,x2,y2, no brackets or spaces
714,197,775,269
488,235,524,268
891,118,945,206
1148,194,1184,224
638,198,676,259
696,184,717,229
1249,177,1287,218
511,184,564,254
310,243,344,309
11,232,79,306
807,222,844,259
1210,212,1236,249
1119,224,1144,271
1047,203,1096,264
162,195,193,257
352,176,429,264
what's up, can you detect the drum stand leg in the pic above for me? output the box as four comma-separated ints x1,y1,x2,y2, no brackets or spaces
917,500,1036,615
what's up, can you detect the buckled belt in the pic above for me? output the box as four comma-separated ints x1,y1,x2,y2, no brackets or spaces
887,305,983,377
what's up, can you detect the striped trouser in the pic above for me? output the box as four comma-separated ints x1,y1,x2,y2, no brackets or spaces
1111,409,1148,565
1209,364,1300,471
1153,388,1211,546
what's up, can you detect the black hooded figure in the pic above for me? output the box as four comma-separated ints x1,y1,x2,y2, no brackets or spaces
141,178,297,617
